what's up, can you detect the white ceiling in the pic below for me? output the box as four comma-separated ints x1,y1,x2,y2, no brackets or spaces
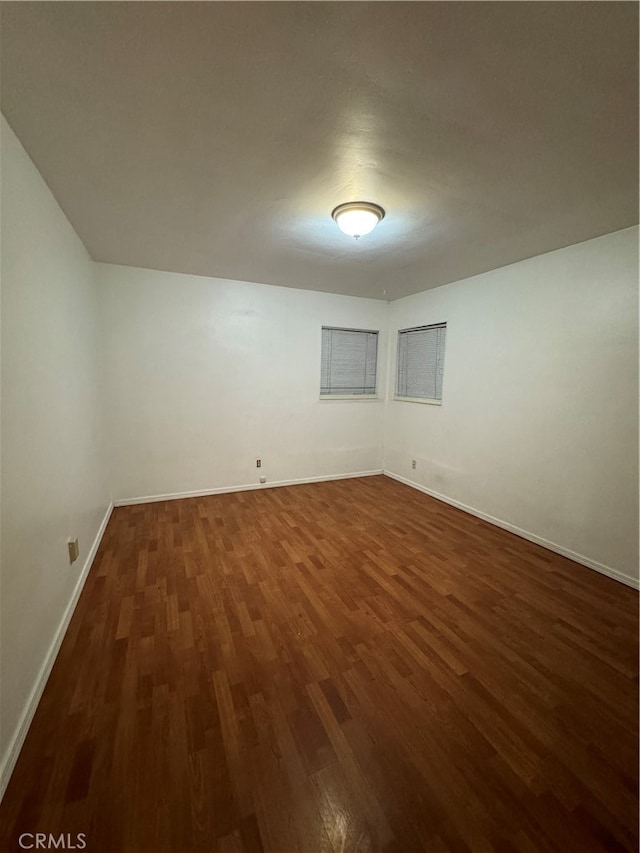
1,2,637,300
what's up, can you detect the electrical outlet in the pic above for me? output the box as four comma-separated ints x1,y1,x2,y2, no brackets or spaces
256,459,262,468
68,538,79,564
411,459,417,470
259,476,266,484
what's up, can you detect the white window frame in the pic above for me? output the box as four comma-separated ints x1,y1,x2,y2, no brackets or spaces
320,326,380,400
394,322,447,405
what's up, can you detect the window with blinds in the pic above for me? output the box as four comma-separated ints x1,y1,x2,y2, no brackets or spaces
396,323,447,402
320,327,379,397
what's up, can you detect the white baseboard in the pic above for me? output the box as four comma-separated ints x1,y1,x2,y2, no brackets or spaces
0,502,114,802
113,469,384,507
383,471,639,590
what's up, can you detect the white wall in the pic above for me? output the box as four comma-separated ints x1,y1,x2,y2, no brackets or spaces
99,231,638,585
97,264,388,501
384,227,639,585
0,116,110,793
0,115,636,806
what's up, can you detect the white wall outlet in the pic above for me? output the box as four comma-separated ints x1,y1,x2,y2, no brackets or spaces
68,538,79,564
411,459,417,470
259,476,266,484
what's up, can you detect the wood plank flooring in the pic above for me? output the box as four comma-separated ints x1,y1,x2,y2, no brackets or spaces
1,475,638,852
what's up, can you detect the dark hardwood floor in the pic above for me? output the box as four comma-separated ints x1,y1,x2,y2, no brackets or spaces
1,475,638,852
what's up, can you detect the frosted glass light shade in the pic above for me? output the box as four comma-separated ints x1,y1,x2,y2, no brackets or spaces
331,202,385,239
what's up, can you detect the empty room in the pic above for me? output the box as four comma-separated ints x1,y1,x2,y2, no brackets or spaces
0,2,638,852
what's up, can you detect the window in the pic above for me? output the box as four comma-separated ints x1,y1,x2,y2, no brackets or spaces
320,327,379,397
396,323,446,403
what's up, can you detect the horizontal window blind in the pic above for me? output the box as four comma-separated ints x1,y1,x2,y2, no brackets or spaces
396,323,446,400
321,327,378,396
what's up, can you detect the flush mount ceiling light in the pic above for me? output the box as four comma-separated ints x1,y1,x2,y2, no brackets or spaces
331,201,385,239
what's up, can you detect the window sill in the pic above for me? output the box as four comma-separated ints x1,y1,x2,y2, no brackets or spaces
319,395,381,402
393,396,442,406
